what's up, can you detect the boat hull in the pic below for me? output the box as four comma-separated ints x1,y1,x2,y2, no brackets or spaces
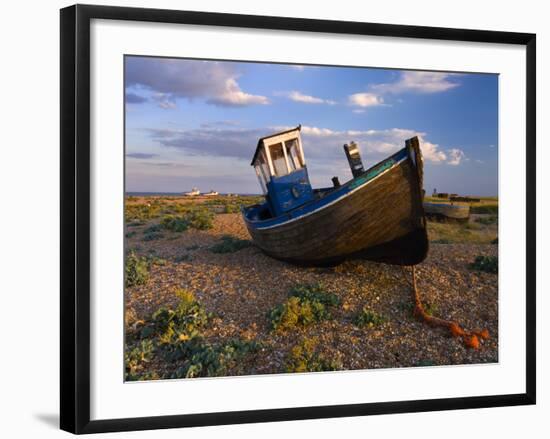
244,139,428,267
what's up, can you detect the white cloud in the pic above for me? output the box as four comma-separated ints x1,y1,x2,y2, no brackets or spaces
209,78,269,106
279,91,336,105
447,148,466,165
126,57,269,108
420,140,447,163
152,93,177,110
261,125,462,166
372,71,460,94
300,126,338,137
147,124,464,168
347,71,460,112
348,93,384,107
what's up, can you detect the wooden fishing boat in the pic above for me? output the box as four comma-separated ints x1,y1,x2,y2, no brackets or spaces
423,201,470,222
242,126,428,266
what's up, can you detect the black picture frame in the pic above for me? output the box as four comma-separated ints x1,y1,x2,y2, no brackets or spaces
60,4,536,434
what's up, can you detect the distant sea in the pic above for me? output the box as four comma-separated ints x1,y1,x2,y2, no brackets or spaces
126,192,261,196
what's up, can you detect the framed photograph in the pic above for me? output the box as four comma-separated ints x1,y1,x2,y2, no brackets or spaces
60,4,536,434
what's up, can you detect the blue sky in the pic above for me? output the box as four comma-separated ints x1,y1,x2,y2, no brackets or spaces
125,56,498,195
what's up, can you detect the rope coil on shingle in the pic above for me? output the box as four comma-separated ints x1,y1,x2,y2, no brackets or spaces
403,266,489,349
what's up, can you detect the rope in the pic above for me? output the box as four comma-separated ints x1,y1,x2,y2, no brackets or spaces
406,266,489,349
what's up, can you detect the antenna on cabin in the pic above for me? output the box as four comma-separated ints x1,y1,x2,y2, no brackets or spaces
343,141,365,178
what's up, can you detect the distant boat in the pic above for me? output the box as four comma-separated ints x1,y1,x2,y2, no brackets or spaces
242,126,428,266
183,187,200,196
204,190,219,196
423,202,470,222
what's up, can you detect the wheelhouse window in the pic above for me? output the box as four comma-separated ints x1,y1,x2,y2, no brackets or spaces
255,167,267,194
253,130,305,183
285,138,303,171
254,149,270,193
269,143,289,176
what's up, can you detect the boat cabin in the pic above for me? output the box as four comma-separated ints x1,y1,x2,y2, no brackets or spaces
251,125,314,217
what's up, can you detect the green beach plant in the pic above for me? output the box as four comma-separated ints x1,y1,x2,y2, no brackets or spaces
471,204,498,215
268,284,340,331
210,235,252,253
125,251,150,287
184,208,215,230
286,337,343,373
125,339,155,381
160,215,189,232
289,283,340,307
469,255,498,273
475,215,498,225
159,209,215,233
353,306,386,327
144,289,210,345
171,338,260,379
136,289,259,379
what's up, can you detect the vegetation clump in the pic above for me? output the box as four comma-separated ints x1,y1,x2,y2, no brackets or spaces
471,204,498,215
160,209,215,233
171,338,260,379
160,215,190,232
286,337,343,373
142,289,210,343
469,255,498,273
126,289,259,380
142,232,164,241
475,215,498,225
144,224,162,234
125,251,150,287
268,284,340,331
224,204,241,213
289,283,340,306
210,235,252,253
147,255,167,266
354,306,387,327
183,209,215,230
141,223,164,241
125,201,164,222
427,220,497,244
125,340,156,381
423,301,439,317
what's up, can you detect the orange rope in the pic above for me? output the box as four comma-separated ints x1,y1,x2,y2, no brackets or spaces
408,266,489,349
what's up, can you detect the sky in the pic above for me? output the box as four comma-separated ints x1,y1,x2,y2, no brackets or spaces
125,56,498,196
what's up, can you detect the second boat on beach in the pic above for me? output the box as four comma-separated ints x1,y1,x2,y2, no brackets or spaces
423,202,471,222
